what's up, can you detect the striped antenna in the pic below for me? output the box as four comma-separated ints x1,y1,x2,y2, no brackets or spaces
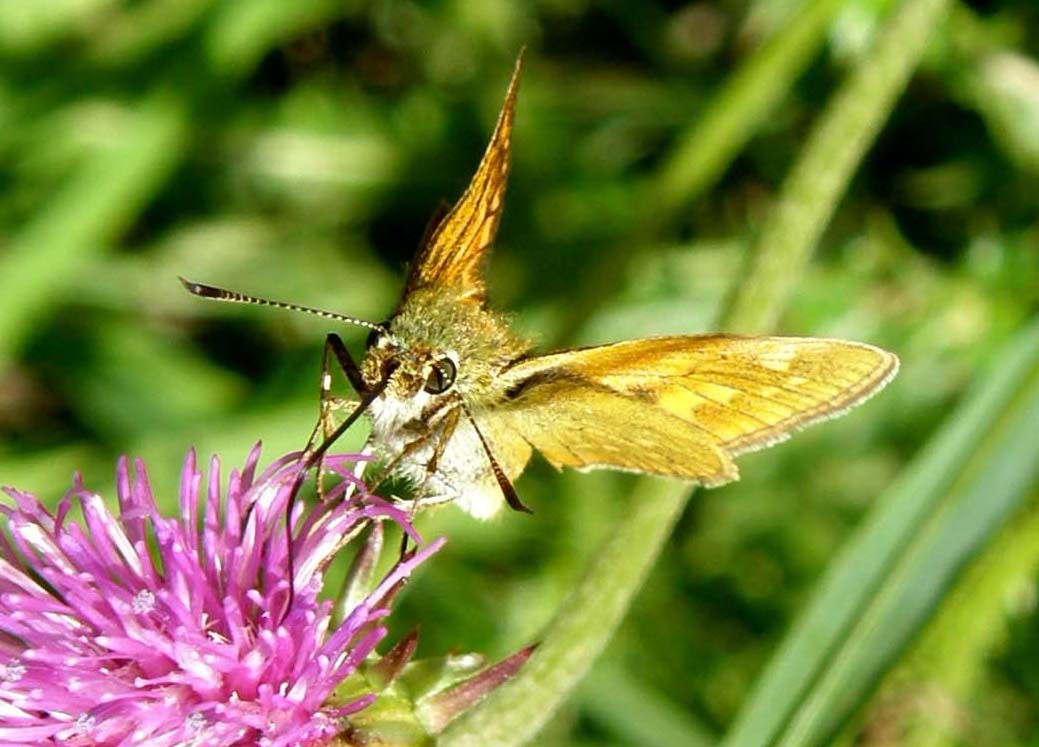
179,277,388,336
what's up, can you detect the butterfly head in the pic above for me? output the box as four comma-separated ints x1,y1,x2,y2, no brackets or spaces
361,286,529,411
362,332,457,407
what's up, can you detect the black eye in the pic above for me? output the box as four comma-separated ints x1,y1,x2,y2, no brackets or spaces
424,357,457,394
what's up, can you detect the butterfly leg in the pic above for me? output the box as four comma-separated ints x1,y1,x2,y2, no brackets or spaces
425,406,460,477
306,333,368,501
324,332,369,396
397,407,462,551
456,400,532,514
367,433,431,496
385,407,459,499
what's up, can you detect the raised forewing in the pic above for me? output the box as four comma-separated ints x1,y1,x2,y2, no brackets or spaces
404,56,523,302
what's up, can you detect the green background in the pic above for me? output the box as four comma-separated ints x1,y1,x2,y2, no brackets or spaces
0,1,1036,745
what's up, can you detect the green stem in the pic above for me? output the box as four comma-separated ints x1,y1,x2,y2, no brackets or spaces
554,0,848,344
440,0,950,743
437,479,689,747
653,0,847,220
724,0,953,334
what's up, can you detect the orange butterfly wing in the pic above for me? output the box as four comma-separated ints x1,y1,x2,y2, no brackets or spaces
404,55,523,302
492,335,898,485
492,383,739,485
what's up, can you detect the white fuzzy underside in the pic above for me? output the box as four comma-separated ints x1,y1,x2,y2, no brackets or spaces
367,394,505,519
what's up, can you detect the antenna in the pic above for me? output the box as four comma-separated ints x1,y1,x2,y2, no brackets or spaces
179,277,388,337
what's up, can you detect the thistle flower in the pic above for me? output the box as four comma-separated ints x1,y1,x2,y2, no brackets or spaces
0,445,443,747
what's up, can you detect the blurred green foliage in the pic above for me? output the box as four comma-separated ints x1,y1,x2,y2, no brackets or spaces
0,1,1036,745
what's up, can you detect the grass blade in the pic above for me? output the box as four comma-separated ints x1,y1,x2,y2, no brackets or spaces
868,489,1039,747
653,0,848,219
723,319,1039,747
0,93,186,363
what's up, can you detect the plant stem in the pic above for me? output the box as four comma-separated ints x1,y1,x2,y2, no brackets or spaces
440,0,950,743
437,478,689,747
653,0,847,220
724,0,953,334
554,0,848,345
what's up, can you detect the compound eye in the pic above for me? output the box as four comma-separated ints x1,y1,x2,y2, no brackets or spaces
423,357,457,394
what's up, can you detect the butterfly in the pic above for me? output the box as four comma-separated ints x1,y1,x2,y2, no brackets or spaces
182,54,898,519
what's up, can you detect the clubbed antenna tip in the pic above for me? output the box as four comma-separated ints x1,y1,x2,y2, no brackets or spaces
180,277,232,299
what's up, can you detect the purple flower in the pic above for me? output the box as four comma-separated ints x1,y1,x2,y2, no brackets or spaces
0,446,443,747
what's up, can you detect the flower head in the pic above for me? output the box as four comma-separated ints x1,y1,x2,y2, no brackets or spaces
0,446,443,747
